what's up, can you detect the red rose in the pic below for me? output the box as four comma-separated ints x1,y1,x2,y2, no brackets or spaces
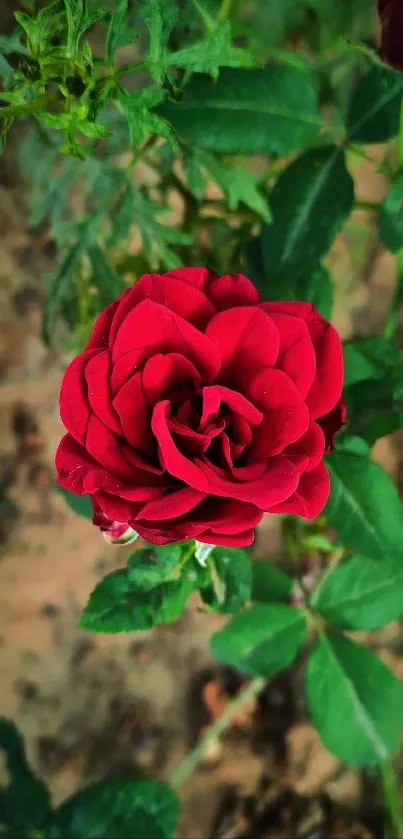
378,0,403,69
56,268,344,547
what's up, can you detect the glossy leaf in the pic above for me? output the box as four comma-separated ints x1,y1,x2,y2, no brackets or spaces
210,603,308,676
200,547,252,614
259,146,353,285
159,65,321,155
379,174,403,253
127,545,182,591
342,367,403,444
326,450,403,561
251,559,293,603
79,566,194,633
58,488,93,520
53,778,179,839
63,0,84,54
312,554,403,630
306,633,403,765
346,65,403,143
343,335,400,387
0,718,52,833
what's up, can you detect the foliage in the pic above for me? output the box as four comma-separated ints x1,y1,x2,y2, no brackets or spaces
0,718,179,838
5,0,403,832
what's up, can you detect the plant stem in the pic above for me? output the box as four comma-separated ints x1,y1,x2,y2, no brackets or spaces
0,92,57,118
170,675,266,788
115,61,146,81
381,760,403,838
355,199,381,212
190,0,216,32
218,0,234,21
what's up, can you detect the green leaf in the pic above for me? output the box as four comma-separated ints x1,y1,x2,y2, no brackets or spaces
346,65,403,144
312,554,403,631
106,0,137,65
0,718,52,832
250,559,293,603
159,65,321,155
200,547,252,614
343,335,400,387
79,566,194,633
379,174,403,253
326,450,403,561
183,151,205,200
88,246,126,308
295,264,333,320
167,21,255,79
198,150,270,221
306,633,403,765
42,214,101,344
139,0,178,84
53,778,179,839
118,86,168,146
127,544,182,590
342,364,403,444
210,603,308,676
258,147,353,287
59,488,93,520
63,0,84,54
347,65,403,143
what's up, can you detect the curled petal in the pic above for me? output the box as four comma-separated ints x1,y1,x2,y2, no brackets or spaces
268,462,330,518
205,272,261,310
248,368,309,456
206,306,279,386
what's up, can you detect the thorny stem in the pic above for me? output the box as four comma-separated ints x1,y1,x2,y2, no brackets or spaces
381,760,403,839
170,676,266,788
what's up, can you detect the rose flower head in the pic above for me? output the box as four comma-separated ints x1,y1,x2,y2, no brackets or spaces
56,268,345,547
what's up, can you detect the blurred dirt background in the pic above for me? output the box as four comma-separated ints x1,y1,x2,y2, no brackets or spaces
2,27,403,833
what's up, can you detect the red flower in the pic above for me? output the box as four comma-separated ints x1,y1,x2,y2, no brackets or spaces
378,0,403,69
56,268,345,547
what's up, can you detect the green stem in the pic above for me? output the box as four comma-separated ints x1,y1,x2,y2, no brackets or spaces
381,760,403,839
218,0,234,20
190,0,216,32
170,676,266,788
115,61,146,80
0,92,57,118
355,199,382,212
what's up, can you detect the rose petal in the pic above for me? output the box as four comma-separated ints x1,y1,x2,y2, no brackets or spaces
84,414,139,482
112,299,221,383
59,349,100,443
196,455,300,508
268,461,330,518
260,306,316,399
205,272,261,310
152,400,209,491
85,349,121,435
195,529,255,547
138,486,206,521
109,271,215,339
263,302,343,417
142,353,201,404
318,400,346,452
248,368,309,457
285,422,325,471
56,435,166,500
112,372,154,455
200,385,263,429
87,296,124,350
206,306,279,386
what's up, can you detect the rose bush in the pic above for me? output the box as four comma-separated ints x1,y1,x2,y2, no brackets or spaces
56,268,344,547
